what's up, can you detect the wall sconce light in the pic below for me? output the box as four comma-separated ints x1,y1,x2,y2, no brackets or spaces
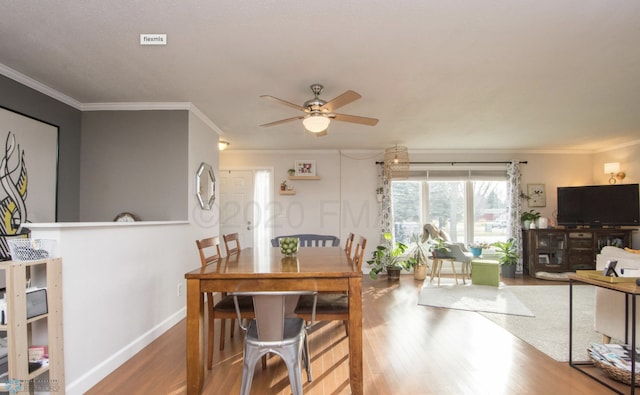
218,140,230,151
604,162,625,184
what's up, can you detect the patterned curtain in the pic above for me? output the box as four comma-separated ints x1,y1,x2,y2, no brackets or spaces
378,164,392,243
506,160,523,273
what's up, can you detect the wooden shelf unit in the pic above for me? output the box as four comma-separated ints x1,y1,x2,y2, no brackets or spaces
288,176,320,180
524,228,634,276
0,257,64,393
279,190,296,195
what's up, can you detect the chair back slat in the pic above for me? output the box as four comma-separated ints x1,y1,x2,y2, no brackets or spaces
196,236,222,266
353,236,367,271
223,233,241,255
344,232,355,257
253,295,286,341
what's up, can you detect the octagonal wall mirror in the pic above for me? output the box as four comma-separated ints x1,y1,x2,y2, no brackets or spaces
196,162,216,210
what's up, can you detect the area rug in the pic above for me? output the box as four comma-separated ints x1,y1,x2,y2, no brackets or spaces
479,284,600,362
417,279,534,317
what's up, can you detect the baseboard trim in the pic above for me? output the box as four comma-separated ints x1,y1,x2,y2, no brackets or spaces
65,307,186,395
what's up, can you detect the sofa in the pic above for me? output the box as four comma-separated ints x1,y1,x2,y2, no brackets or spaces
595,246,640,342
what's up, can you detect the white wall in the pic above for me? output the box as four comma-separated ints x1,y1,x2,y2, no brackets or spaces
220,150,384,252
26,108,221,394
592,141,640,247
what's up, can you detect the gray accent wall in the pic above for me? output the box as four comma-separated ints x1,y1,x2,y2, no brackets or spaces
80,110,188,221
0,74,81,221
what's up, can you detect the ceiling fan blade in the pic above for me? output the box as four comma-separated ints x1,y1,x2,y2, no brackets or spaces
320,90,361,112
315,130,328,137
332,113,379,126
260,115,305,127
260,95,307,112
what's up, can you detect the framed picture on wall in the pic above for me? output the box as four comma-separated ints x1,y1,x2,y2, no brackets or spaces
527,184,546,207
0,106,59,259
294,160,316,176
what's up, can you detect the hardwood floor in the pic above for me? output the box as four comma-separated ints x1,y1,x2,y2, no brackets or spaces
86,274,618,394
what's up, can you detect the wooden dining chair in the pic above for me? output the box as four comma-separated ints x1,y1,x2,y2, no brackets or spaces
352,236,367,271
344,232,355,258
223,232,241,255
295,236,367,336
196,236,254,369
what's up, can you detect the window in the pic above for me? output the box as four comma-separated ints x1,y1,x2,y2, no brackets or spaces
391,171,508,246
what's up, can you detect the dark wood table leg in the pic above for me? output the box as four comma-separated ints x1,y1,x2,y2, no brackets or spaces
348,276,363,395
186,278,204,394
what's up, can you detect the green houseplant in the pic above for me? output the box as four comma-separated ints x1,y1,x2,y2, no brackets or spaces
521,209,540,229
406,233,430,280
492,238,519,278
367,232,409,280
428,237,451,258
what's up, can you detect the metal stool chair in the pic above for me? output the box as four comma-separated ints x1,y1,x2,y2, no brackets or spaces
232,291,318,395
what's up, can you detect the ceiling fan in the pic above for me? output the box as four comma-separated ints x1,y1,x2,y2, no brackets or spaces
260,83,379,137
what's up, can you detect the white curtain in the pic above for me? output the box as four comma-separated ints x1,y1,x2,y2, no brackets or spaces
379,164,392,243
506,160,523,273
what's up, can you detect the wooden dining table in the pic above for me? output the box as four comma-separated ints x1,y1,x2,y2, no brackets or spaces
184,246,363,394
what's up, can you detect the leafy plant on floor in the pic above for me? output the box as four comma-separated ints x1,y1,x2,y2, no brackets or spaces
406,233,429,269
492,238,519,266
367,232,409,279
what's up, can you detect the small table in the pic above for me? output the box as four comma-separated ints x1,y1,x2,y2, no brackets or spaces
568,273,640,395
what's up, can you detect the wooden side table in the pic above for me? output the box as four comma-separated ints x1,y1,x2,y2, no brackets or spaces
568,273,640,394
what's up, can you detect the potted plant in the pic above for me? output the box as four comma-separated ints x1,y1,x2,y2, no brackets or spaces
406,233,430,280
367,232,409,281
288,168,295,176
492,238,519,278
521,209,540,229
428,237,451,258
280,180,287,191
468,241,490,258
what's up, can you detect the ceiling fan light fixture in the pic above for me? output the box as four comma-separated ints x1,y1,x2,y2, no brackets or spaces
302,114,330,133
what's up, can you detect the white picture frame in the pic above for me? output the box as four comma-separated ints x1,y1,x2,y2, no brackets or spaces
527,184,546,207
294,160,316,176
539,254,550,264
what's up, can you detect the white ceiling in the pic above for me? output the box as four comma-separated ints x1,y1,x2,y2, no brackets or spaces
1,1,639,152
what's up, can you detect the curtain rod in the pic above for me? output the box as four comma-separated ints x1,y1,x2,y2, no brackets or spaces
375,161,528,165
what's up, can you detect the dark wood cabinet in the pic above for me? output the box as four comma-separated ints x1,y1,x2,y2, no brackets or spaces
524,228,635,276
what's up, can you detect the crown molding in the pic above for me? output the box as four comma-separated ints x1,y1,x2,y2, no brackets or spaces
1,63,223,135
0,63,82,109
593,139,640,153
81,102,192,111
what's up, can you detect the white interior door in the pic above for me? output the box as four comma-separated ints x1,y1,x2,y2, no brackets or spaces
219,169,254,248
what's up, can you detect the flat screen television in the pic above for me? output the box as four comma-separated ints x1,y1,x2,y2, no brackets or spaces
557,184,640,227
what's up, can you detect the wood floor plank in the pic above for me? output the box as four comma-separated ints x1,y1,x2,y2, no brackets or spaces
86,274,617,394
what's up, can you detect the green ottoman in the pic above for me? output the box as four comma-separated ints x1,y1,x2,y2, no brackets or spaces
471,259,500,286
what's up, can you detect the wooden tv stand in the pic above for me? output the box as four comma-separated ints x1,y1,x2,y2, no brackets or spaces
523,228,635,276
